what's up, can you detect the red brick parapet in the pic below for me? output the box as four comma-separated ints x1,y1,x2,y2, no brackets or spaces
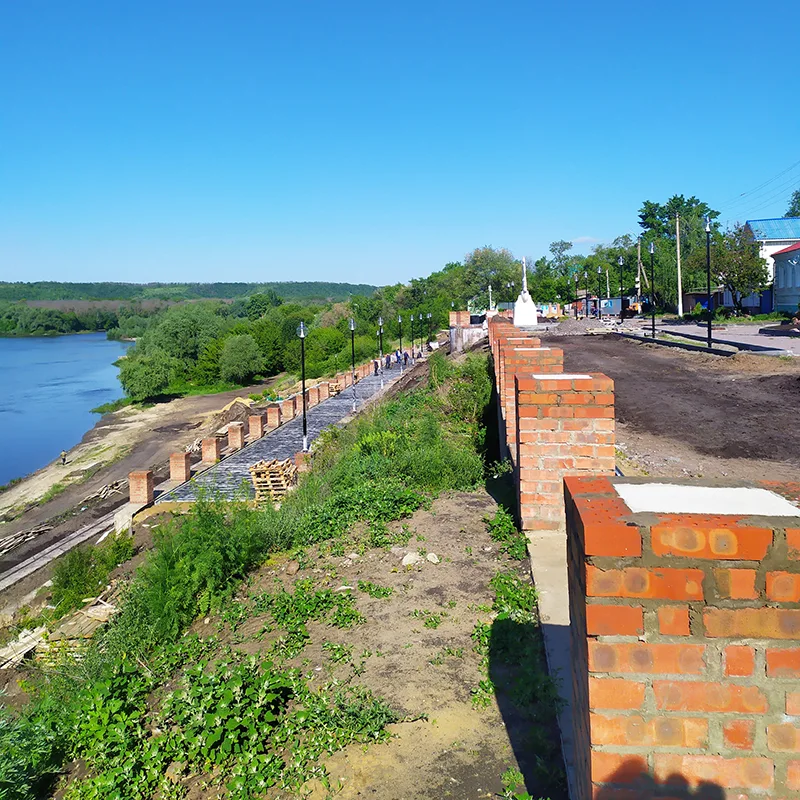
280,397,296,421
248,413,266,440
227,421,245,451
201,437,221,464
566,475,800,798
266,404,281,429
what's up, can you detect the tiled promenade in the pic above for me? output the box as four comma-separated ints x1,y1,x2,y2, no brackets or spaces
157,368,403,502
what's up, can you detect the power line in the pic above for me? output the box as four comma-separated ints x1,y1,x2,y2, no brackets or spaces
717,157,800,207
721,171,800,214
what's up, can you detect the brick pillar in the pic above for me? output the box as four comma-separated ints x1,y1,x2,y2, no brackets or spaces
342,371,352,387
501,346,563,463
266,404,281,429
169,452,192,483
280,397,296,421
318,382,330,400
295,451,312,473
202,437,221,464
515,373,614,534
129,470,154,504
248,413,266,439
308,386,320,407
565,476,800,798
228,421,245,451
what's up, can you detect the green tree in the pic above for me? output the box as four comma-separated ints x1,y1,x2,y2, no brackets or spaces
714,224,769,314
218,334,265,384
118,350,175,400
786,189,800,218
245,290,283,320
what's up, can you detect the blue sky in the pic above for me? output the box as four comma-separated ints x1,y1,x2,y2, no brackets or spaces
1,0,798,286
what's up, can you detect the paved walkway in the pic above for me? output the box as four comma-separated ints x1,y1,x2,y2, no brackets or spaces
158,368,404,502
659,321,799,355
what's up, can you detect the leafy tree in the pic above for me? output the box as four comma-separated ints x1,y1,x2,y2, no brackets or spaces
786,189,800,218
218,334,265,384
145,303,225,364
713,224,769,314
245,290,283,320
118,350,175,400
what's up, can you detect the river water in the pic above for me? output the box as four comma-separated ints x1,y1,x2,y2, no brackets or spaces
0,333,132,486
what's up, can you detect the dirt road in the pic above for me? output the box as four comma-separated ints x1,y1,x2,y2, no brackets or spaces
545,334,800,482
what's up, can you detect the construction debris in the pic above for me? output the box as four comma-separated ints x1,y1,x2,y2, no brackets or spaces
82,479,127,504
248,459,298,506
0,524,53,559
0,626,48,669
328,381,343,396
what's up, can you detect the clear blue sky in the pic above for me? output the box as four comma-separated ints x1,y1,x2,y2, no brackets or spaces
1,1,798,286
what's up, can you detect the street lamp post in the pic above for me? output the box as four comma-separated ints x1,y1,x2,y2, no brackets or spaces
426,312,432,343
618,255,625,322
596,267,603,317
409,314,415,359
574,273,579,319
349,317,357,411
297,321,308,451
378,315,384,387
583,271,588,318
397,315,403,372
649,242,656,339
705,217,712,350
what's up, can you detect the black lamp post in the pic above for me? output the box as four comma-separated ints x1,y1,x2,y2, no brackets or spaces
649,242,656,339
618,255,625,321
377,316,385,386
410,314,415,358
574,273,579,319
583,271,588,318
426,312,432,343
397,315,403,371
596,266,603,317
705,217,712,350
349,317,357,411
297,321,308,451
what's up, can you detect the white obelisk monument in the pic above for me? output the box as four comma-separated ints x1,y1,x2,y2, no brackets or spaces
513,257,539,327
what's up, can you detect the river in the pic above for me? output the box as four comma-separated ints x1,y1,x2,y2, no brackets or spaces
0,333,132,486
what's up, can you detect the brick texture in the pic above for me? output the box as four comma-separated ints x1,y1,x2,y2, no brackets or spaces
248,414,266,440
566,475,800,797
169,452,192,483
201,437,221,464
266,404,281,429
129,469,154,504
227,421,245,451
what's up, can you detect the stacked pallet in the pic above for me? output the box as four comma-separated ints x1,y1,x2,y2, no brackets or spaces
328,381,342,396
248,459,298,505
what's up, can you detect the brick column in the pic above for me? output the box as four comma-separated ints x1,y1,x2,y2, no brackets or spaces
500,346,563,463
202,437,221,464
266,404,281,429
280,397,296,421
308,386,320,407
565,476,800,798
169,452,192,483
129,470,154,504
228,421,245,451
515,373,614,534
248,413,266,439
295,451,312,473
318,382,330,400
342,371,352,387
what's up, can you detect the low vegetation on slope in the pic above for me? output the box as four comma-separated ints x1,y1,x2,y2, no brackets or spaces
0,353,563,800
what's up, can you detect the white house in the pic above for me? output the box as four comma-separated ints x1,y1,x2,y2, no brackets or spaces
773,242,800,314
745,217,800,280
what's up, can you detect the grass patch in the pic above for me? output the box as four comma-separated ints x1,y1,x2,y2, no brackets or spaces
1,352,493,798
90,397,133,415
37,482,68,505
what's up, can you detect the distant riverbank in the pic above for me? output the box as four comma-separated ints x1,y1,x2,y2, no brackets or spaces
0,333,132,485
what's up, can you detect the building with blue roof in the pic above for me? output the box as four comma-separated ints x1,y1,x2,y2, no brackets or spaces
745,217,800,278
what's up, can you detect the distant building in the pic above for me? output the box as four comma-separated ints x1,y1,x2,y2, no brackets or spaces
745,217,800,279
773,242,800,314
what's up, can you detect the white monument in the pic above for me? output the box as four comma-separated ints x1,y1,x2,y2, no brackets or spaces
513,257,539,328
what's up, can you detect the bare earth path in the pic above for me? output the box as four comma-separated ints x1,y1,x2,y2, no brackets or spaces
546,333,800,482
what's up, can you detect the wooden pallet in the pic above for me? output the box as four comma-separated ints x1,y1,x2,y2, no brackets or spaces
249,458,298,505
329,381,343,396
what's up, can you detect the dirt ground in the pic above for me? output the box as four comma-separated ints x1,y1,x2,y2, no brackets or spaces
163,491,561,800
546,334,800,482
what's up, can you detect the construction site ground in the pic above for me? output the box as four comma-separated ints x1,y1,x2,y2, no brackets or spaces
546,332,800,483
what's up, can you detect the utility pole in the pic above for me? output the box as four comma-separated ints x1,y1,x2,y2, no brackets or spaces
606,268,610,299
676,213,684,318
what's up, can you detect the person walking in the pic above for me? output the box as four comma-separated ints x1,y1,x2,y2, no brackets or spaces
60,450,67,465
385,353,392,370
403,351,409,366
373,359,379,376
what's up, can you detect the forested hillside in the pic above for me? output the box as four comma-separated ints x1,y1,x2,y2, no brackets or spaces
0,281,376,302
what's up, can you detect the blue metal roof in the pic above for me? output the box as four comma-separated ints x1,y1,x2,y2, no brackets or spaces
745,217,800,241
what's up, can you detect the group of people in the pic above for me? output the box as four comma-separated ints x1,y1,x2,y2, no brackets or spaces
372,348,423,376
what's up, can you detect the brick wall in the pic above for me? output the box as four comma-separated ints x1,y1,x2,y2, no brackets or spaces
129,470,154,504
201,437,221,464
516,374,615,534
228,421,245,451
248,413,266,439
266,405,281,429
566,475,800,797
280,397,296,421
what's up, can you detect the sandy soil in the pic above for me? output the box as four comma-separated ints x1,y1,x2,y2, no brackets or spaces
546,334,800,482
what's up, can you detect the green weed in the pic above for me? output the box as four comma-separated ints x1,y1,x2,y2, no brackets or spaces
357,580,393,599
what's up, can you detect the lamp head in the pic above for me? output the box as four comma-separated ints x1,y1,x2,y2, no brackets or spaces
618,256,624,266
705,216,711,233
378,316,383,327
649,242,655,255
297,321,306,339
349,318,355,331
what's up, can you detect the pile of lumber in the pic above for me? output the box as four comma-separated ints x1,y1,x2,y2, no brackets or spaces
248,459,298,505
328,381,342,396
